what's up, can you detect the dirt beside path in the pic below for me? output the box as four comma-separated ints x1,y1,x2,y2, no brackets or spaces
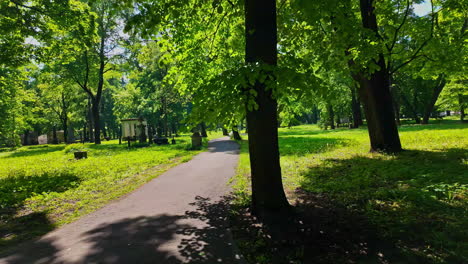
0,138,243,264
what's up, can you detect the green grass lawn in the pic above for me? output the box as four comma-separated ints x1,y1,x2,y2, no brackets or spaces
233,120,468,263
0,132,223,252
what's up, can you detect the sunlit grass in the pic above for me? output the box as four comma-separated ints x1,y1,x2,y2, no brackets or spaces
0,133,223,251
233,120,468,263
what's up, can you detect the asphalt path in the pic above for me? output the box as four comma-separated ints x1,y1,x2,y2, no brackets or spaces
0,137,243,264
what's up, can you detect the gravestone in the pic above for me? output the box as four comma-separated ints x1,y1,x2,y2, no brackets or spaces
74,151,88,159
191,132,202,149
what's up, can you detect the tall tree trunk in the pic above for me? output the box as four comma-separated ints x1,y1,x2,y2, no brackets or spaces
327,103,335,129
63,118,68,144
412,89,421,124
422,75,446,124
87,98,94,143
92,101,101,144
359,0,402,153
148,126,153,144
232,128,242,140
311,106,319,124
200,122,208,137
102,122,107,139
52,125,58,144
459,94,466,121
245,0,290,216
60,92,69,143
23,129,29,145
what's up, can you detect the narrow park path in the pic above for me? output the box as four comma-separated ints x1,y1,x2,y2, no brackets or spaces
0,138,243,264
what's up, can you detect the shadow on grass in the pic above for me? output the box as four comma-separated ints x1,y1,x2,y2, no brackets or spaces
3,145,65,158
279,136,352,156
398,120,468,132
1,196,242,264
229,188,416,264
298,148,468,263
0,173,81,251
278,127,364,137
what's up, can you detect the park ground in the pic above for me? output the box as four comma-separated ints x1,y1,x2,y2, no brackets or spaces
232,118,467,264
0,120,466,263
0,133,221,252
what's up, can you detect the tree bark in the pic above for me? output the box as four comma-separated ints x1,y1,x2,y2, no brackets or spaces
311,106,319,124
92,100,101,144
62,119,68,144
422,75,446,124
87,98,94,143
359,0,402,153
200,122,208,137
459,94,466,122
245,0,290,216
232,128,242,140
52,126,58,144
327,103,335,129
102,122,107,139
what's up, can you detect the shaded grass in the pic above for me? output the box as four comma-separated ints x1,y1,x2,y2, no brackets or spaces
232,121,468,263
0,134,215,251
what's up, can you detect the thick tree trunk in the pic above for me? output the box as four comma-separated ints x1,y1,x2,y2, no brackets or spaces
245,0,290,216
52,126,58,144
359,0,402,153
232,128,242,140
222,128,229,136
102,122,107,139
422,76,446,124
200,122,208,137
23,130,29,145
412,90,421,124
148,126,153,144
460,94,466,121
312,106,319,124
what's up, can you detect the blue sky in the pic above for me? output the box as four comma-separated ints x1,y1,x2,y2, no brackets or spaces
413,1,432,16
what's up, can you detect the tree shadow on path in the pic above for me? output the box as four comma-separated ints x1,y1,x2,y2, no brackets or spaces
1,196,242,264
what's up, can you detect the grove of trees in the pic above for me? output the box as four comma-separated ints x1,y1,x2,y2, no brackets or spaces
1,0,466,216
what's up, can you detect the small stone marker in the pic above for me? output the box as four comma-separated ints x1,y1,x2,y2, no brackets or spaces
74,151,88,160
191,132,202,149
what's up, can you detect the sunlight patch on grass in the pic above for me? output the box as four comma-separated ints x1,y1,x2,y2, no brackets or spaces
233,121,468,263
